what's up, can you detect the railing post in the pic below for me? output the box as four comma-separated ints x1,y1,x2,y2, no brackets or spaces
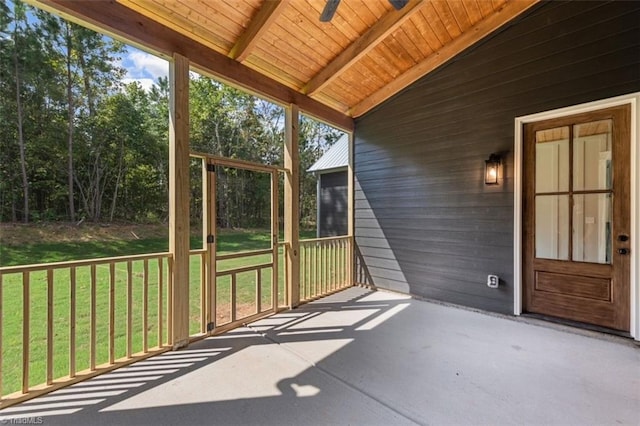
22,272,29,394
285,104,300,308
348,132,355,286
169,52,190,349
271,170,279,312
0,274,3,399
206,159,217,334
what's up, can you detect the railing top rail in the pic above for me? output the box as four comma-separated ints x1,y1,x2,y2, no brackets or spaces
216,262,273,277
0,252,172,275
300,235,350,244
217,248,273,261
189,151,286,173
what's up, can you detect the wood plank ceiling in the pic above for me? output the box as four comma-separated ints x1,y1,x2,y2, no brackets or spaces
37,0,539,124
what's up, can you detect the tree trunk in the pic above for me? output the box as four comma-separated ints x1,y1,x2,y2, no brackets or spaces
109,140,126,222
11,192,17,222
78,52,94,117
79,45,98,220
74,173,89,218
13,32,29,223
95,160,105,221
66,23,76,222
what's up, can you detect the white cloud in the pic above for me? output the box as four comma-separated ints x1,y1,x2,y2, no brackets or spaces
127,51,169,80
116,49,169,92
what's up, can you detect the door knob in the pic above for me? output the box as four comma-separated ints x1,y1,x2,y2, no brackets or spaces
618,248,629,255
618,235,629,242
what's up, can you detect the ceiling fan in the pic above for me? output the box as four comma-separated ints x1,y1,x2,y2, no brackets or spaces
320,0,409,22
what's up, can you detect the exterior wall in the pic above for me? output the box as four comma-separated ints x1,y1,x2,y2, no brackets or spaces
354,1,640,314
319,170,348,237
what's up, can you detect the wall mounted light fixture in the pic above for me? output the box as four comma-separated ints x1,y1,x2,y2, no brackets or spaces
484,153,501,185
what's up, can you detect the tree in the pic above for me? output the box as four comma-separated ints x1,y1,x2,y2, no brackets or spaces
2,1,65,222
11,2,30,222
106,82,167,222
0,1,343,229
0,1,14,221
65,27,126,221
64,20,76,221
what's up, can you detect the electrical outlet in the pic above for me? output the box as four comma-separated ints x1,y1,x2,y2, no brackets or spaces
487,275,499,288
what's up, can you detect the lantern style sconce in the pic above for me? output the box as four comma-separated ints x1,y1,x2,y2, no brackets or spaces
484,153,501,185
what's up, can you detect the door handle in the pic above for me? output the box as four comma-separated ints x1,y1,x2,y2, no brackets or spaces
618,248,629,255
618,235,629,242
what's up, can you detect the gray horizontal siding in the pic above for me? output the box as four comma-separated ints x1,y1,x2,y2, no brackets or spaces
353,0,640,314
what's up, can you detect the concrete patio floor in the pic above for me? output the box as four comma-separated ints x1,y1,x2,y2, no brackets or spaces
1,287,638,425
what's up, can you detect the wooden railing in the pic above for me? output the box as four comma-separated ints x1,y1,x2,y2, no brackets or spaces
299,236,351,302
215,247,277,328
277,242,288,308
0,252,173,407
0,237,352,407
187,247,280,337
188,249,208,338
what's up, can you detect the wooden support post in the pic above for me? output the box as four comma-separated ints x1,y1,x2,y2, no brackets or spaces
206,159,216,333
284,104,300,308
271,170,278,312
169,53,190,349
200,159,209,334
348,132,355,286
0,274,3,399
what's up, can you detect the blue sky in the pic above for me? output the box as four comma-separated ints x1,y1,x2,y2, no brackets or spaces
8,0,170,93
118,47,169,91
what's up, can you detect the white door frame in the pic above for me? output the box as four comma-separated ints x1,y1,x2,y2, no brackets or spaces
513,93,640,340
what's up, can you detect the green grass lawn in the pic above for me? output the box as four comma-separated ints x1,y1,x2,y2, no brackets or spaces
0,228,293,267
0,227,340,397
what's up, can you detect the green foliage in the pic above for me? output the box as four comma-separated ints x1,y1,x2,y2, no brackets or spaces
0,227,316,267
0,0,343,227
0,1,128,222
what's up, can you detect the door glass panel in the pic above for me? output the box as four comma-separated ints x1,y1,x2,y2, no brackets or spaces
535,127,569,193
572,193,612,264
535,195,569,260
573,119,612,191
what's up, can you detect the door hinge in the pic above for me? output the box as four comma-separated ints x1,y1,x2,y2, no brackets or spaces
207,164,215,173
207,234,215,244
207,322,215,332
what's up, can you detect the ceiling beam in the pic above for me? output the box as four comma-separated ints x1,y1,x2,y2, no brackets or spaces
304,0,426,96
31,0,354,131
229,0,289,62
350,0,539,117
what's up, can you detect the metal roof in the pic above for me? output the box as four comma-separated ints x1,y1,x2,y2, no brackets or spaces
308,134,349,173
